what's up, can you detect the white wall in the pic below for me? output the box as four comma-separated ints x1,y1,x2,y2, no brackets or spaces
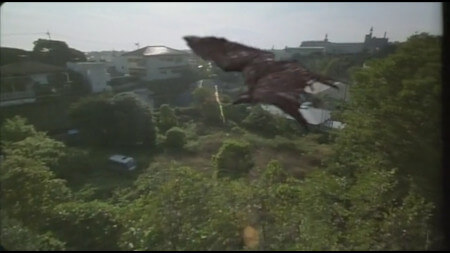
30,74,48,84
143,55,189,81
87,65,110,93
113,56,128,74
67,62,110,93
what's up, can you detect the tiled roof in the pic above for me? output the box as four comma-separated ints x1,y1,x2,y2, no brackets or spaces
122,46,188,57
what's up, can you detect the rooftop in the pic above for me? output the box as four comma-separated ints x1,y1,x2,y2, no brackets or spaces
122,46,189,57
0,61,65,76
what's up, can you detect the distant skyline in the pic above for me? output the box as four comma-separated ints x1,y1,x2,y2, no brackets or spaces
0,2,443,52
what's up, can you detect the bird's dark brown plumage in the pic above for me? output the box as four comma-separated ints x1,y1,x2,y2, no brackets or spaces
183,35,338,127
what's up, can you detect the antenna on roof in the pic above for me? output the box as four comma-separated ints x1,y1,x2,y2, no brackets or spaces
46,30,51,40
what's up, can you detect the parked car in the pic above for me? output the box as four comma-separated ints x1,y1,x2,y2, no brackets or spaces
108,154,137,172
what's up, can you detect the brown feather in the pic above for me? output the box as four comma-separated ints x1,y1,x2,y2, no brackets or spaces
184,36,338,126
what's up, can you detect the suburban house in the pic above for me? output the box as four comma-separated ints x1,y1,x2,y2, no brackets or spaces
85,50,128,76
66,62,111,93
121,46,190,81
303,81,350,109
0,61,69,107
260,80,349,129
261,103,345,130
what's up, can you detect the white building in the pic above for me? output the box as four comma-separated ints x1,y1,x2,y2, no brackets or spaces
0,61,69,106
304,81,350,103
122,46,190,81
66,62,111,93
85,51,128,75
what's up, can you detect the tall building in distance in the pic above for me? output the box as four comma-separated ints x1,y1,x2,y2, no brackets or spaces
271,27,390,60
300,27,389,55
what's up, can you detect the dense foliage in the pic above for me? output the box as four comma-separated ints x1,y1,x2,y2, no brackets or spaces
0,34,443,250
69,93,156,147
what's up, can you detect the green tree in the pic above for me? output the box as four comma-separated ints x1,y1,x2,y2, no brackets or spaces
165,127,186,150
4,133,66,168
192,86,223,125
1,116,66,169
212,140,254,179
242,105,279,136
0,47,32,66
324,33,443,249
69,93,156,147
0,116,38,145
46,201,122,251
69,94,115,146
158,104,178,132
0,213,66,251
110,93,156,147
0,155,72,229
120,165,252,251
330,33,442,200
32,39,86,66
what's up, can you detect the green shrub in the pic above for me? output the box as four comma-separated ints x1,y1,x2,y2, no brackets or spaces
54,148,93,179
223,103,248,124
242,105,278,136
47,201,122,251
212,140,254,179
165,127,186,150
271,135,302,153
0,116,38,144
174,106,201,122
69,93,156,147
157,104,178,133
192,86,223,125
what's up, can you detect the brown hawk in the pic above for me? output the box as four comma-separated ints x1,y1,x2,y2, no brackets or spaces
184,36,338,127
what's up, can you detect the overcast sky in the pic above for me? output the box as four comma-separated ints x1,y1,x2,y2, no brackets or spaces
0,2,443,52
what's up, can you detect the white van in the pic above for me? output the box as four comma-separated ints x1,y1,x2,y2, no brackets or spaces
108,154,137,172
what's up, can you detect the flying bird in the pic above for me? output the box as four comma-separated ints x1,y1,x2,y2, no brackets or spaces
183,36,338,127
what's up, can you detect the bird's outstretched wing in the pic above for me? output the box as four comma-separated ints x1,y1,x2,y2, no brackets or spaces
183,35,338,126
184,36,274,72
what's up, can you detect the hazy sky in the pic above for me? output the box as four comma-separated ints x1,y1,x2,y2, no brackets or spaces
0,2,443,52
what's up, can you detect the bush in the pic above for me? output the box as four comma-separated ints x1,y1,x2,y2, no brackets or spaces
174,106,201,122
0,214,66,251
212,140,254,179
165,127,186,150
192,86,223,125
157,104,178,133
69,93,156,147
223,103,249,124
54,148,93,179
0,116,38,144
271,135,301,153
47,201,122,251
242,105,279,136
